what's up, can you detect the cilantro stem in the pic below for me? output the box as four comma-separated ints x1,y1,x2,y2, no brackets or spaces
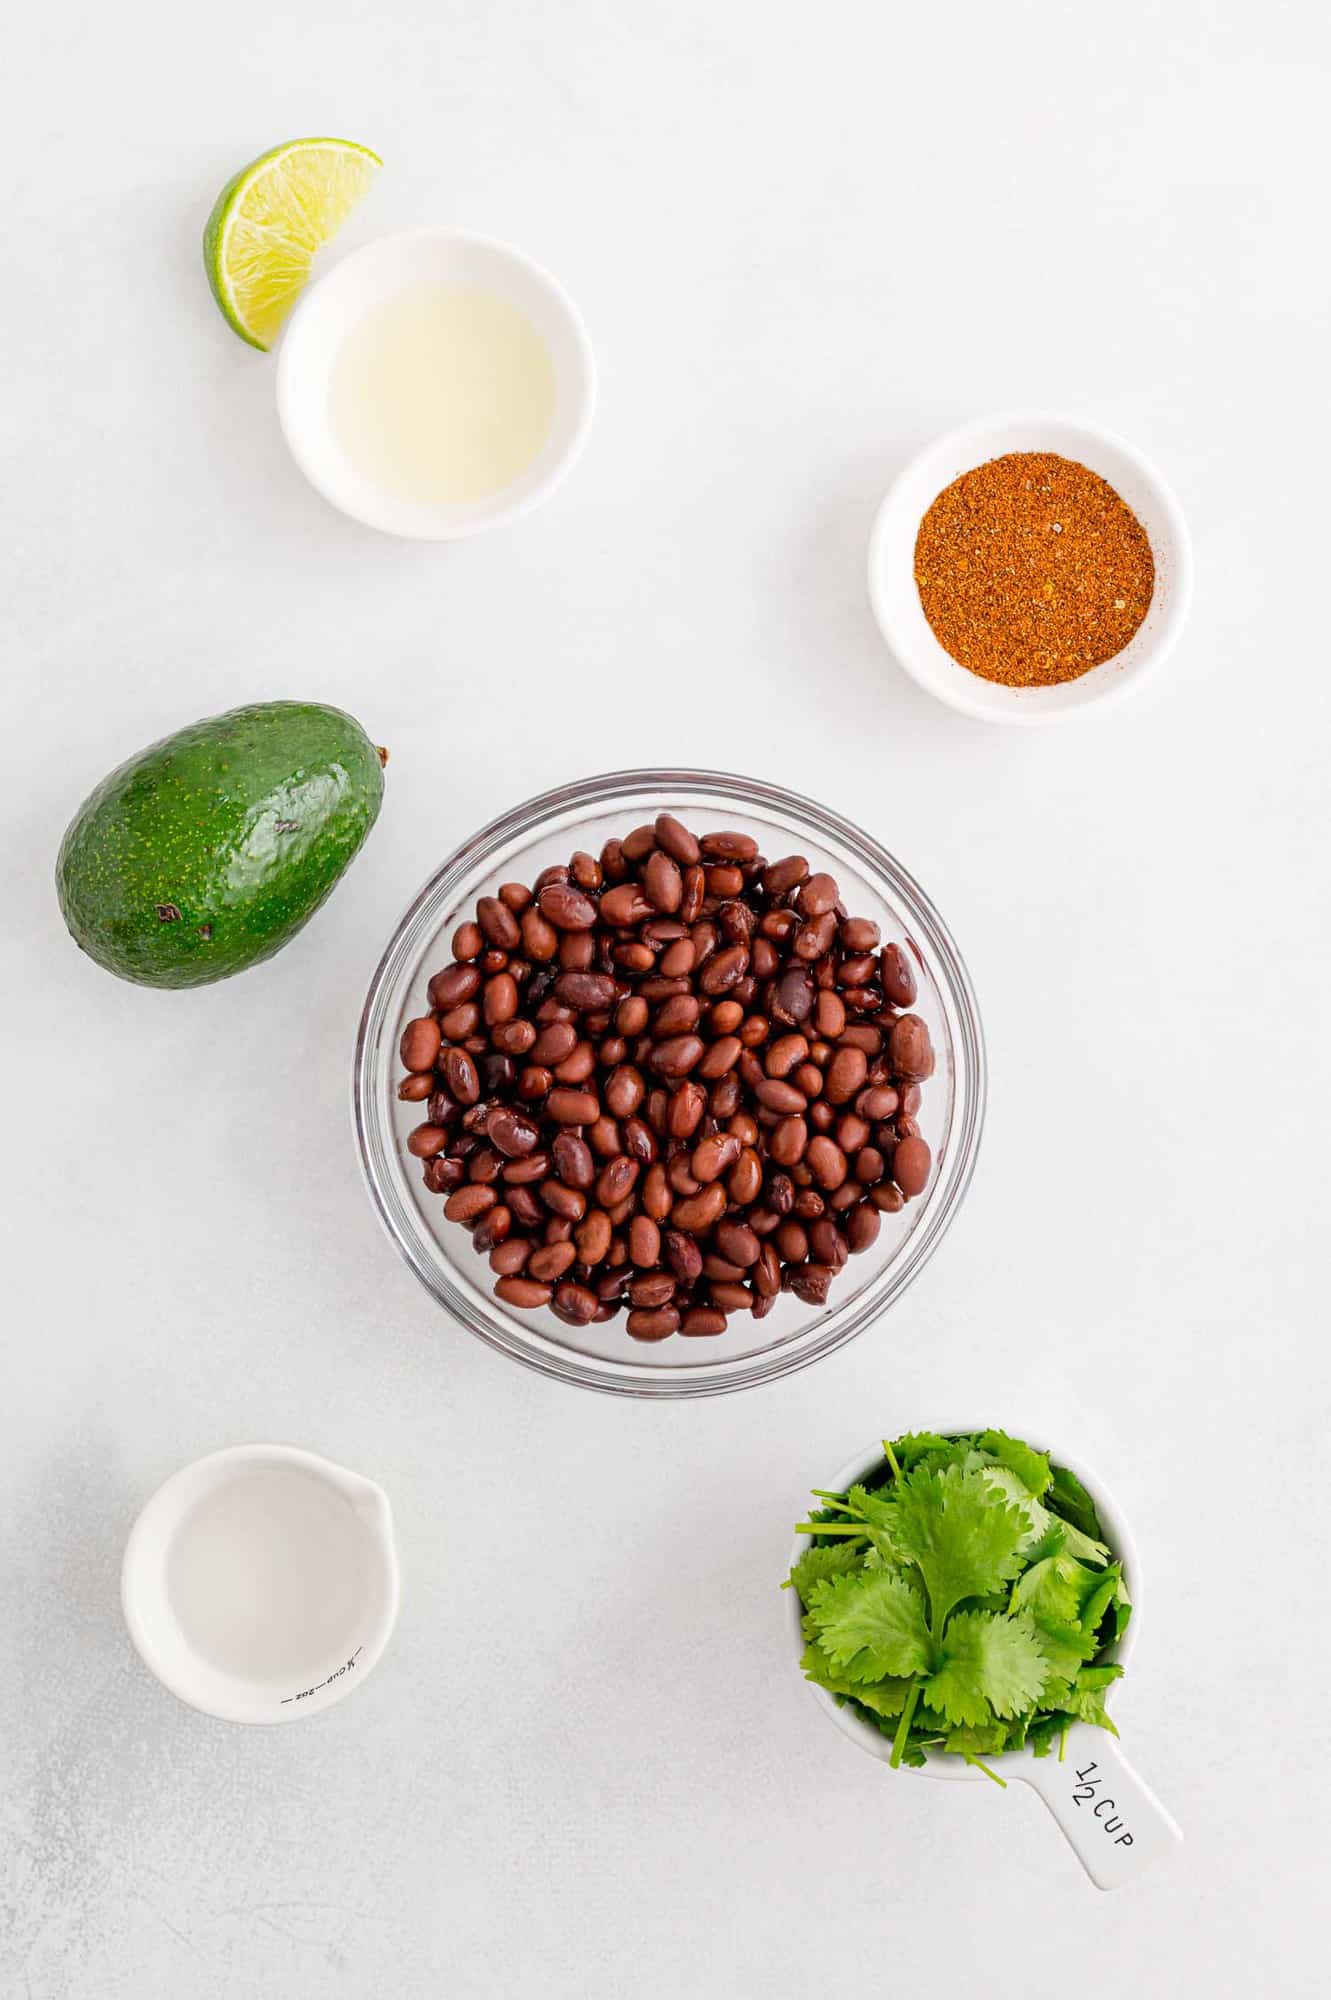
1058,1725,1069,1763
793,1523,868,1538
889,1678,922,1768
964,1754,1008,1789
882,1440,903,1482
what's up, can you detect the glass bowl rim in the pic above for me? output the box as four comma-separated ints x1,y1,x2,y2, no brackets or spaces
352,766,987,1398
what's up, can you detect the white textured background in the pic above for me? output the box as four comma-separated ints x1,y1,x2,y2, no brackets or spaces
4,2,1328,1994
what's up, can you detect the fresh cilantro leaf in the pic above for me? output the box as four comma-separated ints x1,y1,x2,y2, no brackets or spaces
1057,1517,1112,1566
982,1465,1109,1566
786,1430,1130,1777
837,1484,911,1567
799,1640,856,1698
966,1591,1016,1615
806,1568,930,1682
944,1722,1011,1757
1028,1713,1070,1759
889,1432,957,1469
848,1701,907,1742
1075,1664,1124,1690
1020,1518,1068,1566
786,1540,864,1602
800,1641,839,1686
1046,1463,1104,1544
1078,1563,1125,1645
1047,1664,1122,1734
952,1447,992,1474
1087,1563,1132,1642
888,1464,1028,1626
845,1482,895,1527
1012,1551,1108,1628
1030,1616,1097,1685
977,1464,1048,1548
905,1706,949,1739
977,1430,1052,1497
1003,1708,1032,1753
1012,1550,1127,1681
924,1609,1051,1725
800,1644,914,1717
1010,1554,1081,1627
850,1679,914,1719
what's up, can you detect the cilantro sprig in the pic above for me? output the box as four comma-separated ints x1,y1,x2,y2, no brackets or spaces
788,1430,1131,1780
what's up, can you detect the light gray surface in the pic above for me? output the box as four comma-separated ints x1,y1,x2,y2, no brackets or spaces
3,2,1327,1994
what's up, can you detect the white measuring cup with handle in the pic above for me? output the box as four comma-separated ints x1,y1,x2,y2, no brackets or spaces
788,1433,1181,1890
122,1443,400,1724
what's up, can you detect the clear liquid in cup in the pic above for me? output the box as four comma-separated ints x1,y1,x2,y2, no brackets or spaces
165,1466,373,1682
328,281,557,506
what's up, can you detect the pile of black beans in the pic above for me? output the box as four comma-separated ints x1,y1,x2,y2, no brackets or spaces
397,815,934,1341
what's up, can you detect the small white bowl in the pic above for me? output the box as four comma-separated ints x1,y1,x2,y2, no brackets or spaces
276,228,596,539
122,1444,400,1724
868,413,1193,723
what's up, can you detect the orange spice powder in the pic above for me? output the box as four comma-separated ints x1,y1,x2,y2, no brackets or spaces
913,452,1155,688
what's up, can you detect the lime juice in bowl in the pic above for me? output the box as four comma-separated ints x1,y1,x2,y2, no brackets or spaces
327,279,558,508
277,229,595,539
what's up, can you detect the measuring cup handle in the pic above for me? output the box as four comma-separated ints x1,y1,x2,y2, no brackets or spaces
1012,1724,1181,1890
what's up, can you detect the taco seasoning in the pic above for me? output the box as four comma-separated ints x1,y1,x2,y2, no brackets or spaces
913,452,1154,687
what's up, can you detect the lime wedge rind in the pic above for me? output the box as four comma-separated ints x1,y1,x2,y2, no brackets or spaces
203,137,382,351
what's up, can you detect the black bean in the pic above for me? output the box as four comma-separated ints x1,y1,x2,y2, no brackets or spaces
398,820,934,1341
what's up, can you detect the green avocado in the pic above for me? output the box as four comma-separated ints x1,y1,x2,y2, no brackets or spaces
56,701,385,988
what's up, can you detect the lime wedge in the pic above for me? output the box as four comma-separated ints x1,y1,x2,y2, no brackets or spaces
203,137,381,350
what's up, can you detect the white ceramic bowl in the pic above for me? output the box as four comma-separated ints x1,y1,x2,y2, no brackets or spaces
276,228,595,539
868,413,1193,723
122,1444,400,1724
787,1431,1181,1888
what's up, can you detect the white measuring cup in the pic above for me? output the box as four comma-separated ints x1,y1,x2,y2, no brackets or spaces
788,1434,1181,1889
122,1444,400,1724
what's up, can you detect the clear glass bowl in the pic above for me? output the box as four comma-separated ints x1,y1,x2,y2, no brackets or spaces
353,770,986,1398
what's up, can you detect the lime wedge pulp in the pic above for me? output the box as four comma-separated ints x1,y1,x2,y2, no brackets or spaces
203,137,381,351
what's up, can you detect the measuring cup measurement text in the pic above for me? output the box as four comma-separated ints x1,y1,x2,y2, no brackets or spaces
282,1646,364,1705
1067,1758,1135,1847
